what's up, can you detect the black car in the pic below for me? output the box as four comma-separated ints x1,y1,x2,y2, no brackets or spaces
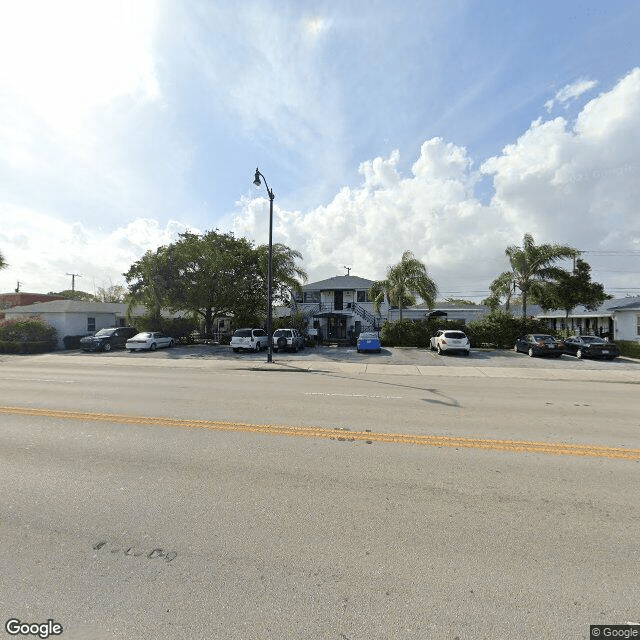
80,327,138,352
514,334,563,358
562,335,620,360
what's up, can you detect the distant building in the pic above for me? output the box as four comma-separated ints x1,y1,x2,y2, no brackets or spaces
0,292,66,319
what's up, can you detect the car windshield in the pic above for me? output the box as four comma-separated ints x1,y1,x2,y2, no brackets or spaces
95,329,116,337
273,330,291,337
134,333,152,339
234,330,252,337
532,335,553,342
581,336,605,344
445,332,467,339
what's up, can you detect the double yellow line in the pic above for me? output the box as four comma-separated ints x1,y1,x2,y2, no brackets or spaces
2,405,639,460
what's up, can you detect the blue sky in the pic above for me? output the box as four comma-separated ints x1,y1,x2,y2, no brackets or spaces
1,0,639,300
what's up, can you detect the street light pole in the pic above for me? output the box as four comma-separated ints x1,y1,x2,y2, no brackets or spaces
253,167,275,363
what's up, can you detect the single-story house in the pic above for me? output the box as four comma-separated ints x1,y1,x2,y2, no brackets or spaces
2,300,181,349
533,296,640,342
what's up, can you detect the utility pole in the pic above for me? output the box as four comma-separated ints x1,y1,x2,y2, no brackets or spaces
66,273,82,292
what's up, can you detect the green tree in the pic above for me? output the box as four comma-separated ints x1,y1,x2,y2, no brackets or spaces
536,258,611,320
165,230,262,336
256,243,308,307
490,234,578,318
48,289,98,301
369,250,438,321
123,246,174,329
0,251,6,271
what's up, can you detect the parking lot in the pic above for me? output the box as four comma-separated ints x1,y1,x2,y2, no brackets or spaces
58,342,640,372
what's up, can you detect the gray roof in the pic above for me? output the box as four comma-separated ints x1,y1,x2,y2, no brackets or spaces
4,300,130,313
531,296,640,318
3,299,180,317
303,275,375,291
411,301,488,312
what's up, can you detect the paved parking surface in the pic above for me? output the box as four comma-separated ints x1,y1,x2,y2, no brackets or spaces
44,343,640,375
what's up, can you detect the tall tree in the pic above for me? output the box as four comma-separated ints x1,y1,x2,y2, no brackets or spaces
165,230,262,335
369,250,438,321
95,284,127,302
0,251,6,271
491,233,578,319
536,258,611,320
123,246,173,329
255,243,308,306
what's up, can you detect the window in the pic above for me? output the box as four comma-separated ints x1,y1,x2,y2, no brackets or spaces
87,317,95,332
357,290,370,303
637,315,640,336
304,291,320,303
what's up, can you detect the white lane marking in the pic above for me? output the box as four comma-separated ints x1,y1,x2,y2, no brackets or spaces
304,392,403,399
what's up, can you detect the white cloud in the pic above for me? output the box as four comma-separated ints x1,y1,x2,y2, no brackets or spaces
0,206,191,294
0,0,160,132
234,68,640,299
545,78,598,112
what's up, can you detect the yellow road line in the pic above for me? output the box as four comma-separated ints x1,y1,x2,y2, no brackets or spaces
1,405,639,460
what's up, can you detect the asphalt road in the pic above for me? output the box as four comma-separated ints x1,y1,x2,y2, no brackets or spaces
0,349,639,639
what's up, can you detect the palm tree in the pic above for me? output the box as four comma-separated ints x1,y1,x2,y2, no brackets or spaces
495,233,578,319
369,250,438,321
256,243,308,305
0,250,6,271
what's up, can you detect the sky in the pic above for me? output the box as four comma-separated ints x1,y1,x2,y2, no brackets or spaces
1,0,639,302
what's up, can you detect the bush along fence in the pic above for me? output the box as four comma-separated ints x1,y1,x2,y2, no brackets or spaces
0,317,57,354
380,310,562,350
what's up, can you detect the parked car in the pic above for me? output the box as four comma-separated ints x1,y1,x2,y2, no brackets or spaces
230,328,268,353
80,326,137,352
430,329,470,356
562,335,620,360
126,331,175,352
514,334,563,358
272,328,305,352
356,331,381,353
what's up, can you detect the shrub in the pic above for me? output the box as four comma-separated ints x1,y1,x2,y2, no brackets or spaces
617,340,640,359
381,317,467,347
0,317,57,353
63,335,86,350
465,310,559,349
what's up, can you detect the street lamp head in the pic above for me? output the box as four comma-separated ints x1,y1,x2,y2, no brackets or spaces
253,168,262,188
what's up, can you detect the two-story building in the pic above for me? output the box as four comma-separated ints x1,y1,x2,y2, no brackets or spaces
293,275,385,343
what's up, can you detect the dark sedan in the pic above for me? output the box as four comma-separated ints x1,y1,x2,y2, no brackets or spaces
80,327,138,352
562,335,620,360
514,334,563,358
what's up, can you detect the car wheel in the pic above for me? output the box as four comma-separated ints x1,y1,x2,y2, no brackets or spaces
576,349,583,359
232,348,239,353
436,344,443,355
528,347,534,357
103,343,111,352
150,343,157,351
168,340,174,348
464,350,470,356
255,342,261,352
277,337,287,351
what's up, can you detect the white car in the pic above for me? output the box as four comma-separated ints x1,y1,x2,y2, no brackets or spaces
230,328,268,353
430,329,470,356
273,328,305,352
126,331,175,351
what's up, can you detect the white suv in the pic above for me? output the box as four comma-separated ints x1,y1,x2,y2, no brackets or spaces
430,329,470,356
273,328,305,352
230,328,268,352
